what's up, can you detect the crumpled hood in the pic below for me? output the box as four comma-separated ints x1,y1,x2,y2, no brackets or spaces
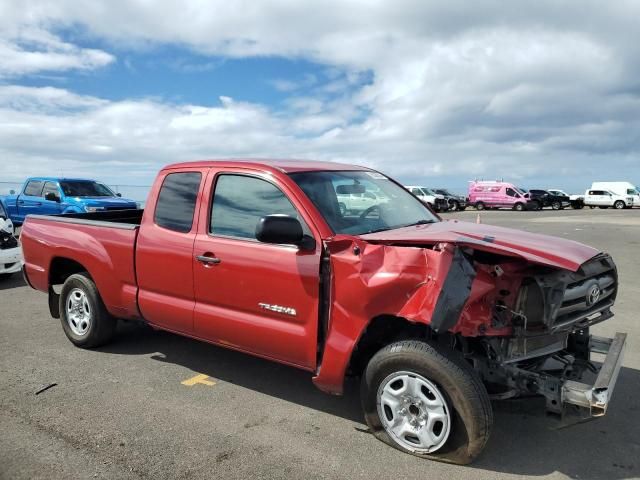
358,219,600,272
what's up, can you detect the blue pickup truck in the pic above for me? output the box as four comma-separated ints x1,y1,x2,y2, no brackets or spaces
0,177,138,225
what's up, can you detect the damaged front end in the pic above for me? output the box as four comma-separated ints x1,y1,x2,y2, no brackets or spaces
476,253,626,417
317,227,626,420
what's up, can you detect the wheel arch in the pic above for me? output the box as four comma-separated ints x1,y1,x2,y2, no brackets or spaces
347,315,433,379
47,257,91,319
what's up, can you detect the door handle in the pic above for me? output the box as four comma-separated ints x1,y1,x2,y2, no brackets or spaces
196,254,221,265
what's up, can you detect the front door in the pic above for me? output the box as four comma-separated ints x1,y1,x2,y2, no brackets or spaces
40,181,64,215
193,172,321,369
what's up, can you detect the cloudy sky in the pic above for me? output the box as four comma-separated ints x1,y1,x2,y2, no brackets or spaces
1,1,638,194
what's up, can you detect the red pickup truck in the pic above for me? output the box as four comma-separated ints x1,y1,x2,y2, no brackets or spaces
21,160,626,464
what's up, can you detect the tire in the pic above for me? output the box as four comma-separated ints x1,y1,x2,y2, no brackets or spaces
614,200,625,209
0,273,15,281
361,340,493,464
450,201,459,212
551,201,561,210
513,202,524,211
338,202,347,216
59,272,116,348
475,202,485,211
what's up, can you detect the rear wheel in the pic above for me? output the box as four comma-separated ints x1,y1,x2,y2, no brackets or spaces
362,340,493,464
475,202,485,211
614,200,625,209
450,201,459,212
59,273,116,348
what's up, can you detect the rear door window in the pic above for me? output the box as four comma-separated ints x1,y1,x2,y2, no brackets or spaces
24,180,44,196
154,172,202,233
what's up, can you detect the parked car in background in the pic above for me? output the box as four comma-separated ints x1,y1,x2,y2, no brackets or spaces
0,177,138,225
433,188,467,211
584,189,635,209
0,202,21,280
405,186,448,212
20,159,627,464
337,189,389,215
467,180,536,211
548,189,585,209
591,182,639,207
527,189,571,210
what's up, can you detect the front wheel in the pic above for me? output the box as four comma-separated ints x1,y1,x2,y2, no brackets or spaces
59,272,116,348
614,200,625,209
513,202,524,211
361,340,493,464
551,201,561,210
449,201,459,212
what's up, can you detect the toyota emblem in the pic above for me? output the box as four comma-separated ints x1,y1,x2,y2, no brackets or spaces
586,284,601,306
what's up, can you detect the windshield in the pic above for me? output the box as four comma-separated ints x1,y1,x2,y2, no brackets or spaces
60,181,115,197
0,202,6,219
516,187,528,195
435,189,452,196
290,170,439,235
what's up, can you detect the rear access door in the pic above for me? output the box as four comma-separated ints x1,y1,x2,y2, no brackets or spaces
135,168,207,334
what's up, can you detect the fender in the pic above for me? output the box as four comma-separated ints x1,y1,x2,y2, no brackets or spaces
313,237,476,394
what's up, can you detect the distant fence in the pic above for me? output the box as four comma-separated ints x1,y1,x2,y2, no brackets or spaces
0,181,151,207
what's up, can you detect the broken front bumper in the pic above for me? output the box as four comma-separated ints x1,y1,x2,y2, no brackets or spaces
562,332,626,416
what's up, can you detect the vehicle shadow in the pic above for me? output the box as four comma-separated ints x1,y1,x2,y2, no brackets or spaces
0,273,26,291
101,322,639,479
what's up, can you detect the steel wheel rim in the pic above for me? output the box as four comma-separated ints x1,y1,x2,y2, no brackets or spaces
66,288,91,336
376,371,451,453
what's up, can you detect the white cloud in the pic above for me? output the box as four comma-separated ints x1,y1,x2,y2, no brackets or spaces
0,1,639,191
0,27,114,77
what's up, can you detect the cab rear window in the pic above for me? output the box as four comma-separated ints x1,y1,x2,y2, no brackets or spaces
154,172,202,233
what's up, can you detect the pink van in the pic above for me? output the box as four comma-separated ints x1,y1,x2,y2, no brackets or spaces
468,181,537,211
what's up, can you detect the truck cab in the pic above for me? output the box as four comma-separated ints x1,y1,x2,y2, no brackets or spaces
0,177,138,225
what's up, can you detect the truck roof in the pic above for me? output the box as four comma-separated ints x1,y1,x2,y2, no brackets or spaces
163,159,371,174
26,177,98,182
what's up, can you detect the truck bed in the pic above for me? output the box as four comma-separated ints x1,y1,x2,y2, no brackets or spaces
21,210,143,320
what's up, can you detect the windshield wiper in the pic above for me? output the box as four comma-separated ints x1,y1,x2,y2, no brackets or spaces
363,219,434,235
399,219,435,228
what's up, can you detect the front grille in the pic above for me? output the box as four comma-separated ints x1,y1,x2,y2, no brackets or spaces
4,262,16,269
516,254,617,334
552,254,617,331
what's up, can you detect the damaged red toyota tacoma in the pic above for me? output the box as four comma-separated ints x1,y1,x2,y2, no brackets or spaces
21,160,626,464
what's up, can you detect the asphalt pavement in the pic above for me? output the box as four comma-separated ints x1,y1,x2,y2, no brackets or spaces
1,208,639,479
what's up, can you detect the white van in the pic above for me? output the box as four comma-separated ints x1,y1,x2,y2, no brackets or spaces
591,182,639,207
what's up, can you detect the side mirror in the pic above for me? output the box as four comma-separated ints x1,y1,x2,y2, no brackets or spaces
116,193,122,197
256,215,306,247
524,193,530,198
45,192,60,202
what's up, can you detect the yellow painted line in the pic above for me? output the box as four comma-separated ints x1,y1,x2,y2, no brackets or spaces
181,373,216,386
